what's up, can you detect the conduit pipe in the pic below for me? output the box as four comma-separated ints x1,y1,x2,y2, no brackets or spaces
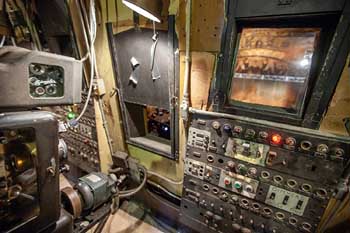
180,0,192,121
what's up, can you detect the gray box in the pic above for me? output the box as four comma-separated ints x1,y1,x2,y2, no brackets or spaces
0,46,82,108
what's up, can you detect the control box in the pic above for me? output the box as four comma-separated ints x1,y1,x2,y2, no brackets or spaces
0,46,82,108
180,113,350,233
53,93,100,173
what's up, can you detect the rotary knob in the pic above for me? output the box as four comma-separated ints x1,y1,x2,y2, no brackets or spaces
212,121,221,130
285,137,296,146
259,131,268,139
223,124,232,133
227,161,235,169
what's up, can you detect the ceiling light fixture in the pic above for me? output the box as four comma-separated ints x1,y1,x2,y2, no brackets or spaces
122,0,162,23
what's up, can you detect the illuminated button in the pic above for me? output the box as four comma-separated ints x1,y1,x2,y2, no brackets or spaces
233,126,243,133
234,181,242,190
259,131,268,139
334,148,344,157
245,129,256,138
227,161,235,169
271,134,282,145
285,137,296,146
212,121,221,130
67,112,76,120
224,177,231,186
248,167,257,175
317,144,329,154
237,164,247,175
223,124,232,133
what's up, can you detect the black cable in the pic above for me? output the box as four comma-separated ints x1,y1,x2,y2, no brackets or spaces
119,165,147,198
146,180,181,203
93,210,111,233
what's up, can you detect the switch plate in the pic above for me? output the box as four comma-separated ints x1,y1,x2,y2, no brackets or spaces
265,185,309,216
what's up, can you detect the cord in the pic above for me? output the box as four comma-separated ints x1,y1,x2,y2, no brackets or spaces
93,211,110,233
119,165,147,198
0,36,6,47
69,0,97,126
147,170,183,185
146,180,181,202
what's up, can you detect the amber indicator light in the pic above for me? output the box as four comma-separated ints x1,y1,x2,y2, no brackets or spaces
271,134,282,145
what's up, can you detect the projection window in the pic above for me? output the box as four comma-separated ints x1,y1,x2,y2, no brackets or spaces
229,28,320,113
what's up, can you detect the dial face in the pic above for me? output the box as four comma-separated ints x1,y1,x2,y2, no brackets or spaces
29,63,64,98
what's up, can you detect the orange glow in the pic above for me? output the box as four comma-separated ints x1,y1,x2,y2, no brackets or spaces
271,134,282,144
16,159,24,167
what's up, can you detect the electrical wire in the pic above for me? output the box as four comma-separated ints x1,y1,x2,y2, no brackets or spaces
146,180,181,202
11,37,16,46
147,170,183,185
0,36,6,47
119,165,147,198
70,0,97,126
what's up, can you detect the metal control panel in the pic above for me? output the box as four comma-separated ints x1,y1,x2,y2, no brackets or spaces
180,113,350,233
53,93,100,173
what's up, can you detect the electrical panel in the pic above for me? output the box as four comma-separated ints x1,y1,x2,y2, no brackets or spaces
53,93,100,173
180,114,350,233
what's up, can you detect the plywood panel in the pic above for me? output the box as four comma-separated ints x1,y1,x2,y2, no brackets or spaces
95,7,127,153
177,0,224,52
190,52,216,110
320,57,350,136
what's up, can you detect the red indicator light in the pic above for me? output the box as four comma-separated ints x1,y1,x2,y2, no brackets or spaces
271,134,282,144
224,177,231,186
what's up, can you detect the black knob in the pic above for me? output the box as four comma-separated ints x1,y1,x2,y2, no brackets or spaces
223,124,232,133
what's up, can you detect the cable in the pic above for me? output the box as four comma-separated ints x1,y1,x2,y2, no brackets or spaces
0,36,6,47
146,180,181,202
147,170,183,185
69,0,97,126
119,165,147,198
93,210,111,233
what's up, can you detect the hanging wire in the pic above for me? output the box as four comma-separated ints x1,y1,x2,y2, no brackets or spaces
0,36,6,47
150,21,160,80
69,0,97,126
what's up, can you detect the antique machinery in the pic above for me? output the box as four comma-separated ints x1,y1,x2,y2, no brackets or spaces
0,111,71,233
53,92,101,176
179,0,350,233
180,110,350,233
0,46,82,108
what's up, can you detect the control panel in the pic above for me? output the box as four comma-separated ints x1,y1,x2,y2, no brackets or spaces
180,113,350,233
53,93,100,173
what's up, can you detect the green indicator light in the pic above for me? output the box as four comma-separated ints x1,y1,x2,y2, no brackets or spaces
67,112,76,120
234,181,242,189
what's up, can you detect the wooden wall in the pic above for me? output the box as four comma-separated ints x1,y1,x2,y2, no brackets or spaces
95,0,350,196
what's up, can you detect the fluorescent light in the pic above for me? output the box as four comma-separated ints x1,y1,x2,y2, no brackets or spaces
122,0,161,23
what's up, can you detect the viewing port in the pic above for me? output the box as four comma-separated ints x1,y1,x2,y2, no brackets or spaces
263,207,273,216
207,155,214,163
316,188,327,198
301,183,312,193
203,184,210,191
287,179,297,188
289,217,298,225
302,222,312,232
276,212,285,220
261,171,271,179
273,175,283,184
300,141,312,151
